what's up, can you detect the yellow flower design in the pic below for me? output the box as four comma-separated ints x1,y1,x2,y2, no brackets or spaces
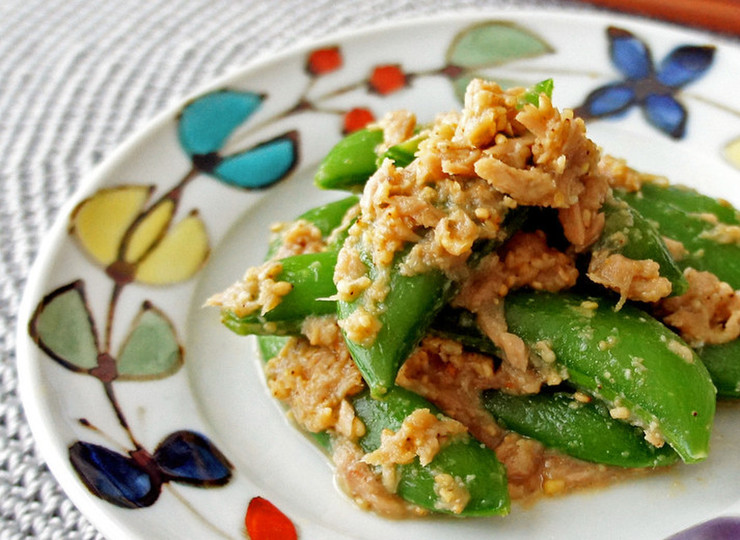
725,137,740,171
69,185,210,285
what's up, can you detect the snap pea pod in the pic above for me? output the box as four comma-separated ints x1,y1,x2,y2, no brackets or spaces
617,185,740,397
314,128,425,192
296,195,359,235
431,305,501,358
340,208,529,398
239,246,464,397
517,78,554,108
256,334,291,362
338,252,454,398
616,186,740,289
482,390,678,468
254,195,353,409
631,183,740,225
505,290,716,463
265,195,358,259
228,242,462,394
221,251,338,336
314,128,384,191
696,339,740,398
377,133,423,169
352,386,510,516
432,291,671,477
597,196,688,295
239,195,356,339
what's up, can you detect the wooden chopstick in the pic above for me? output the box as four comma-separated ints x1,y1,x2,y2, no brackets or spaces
576,0,740,36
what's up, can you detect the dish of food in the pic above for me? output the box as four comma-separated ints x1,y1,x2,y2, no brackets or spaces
16,10,740,540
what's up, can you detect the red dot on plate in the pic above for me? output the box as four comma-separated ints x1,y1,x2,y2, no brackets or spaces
307,47,343,75
369,64,406,95
245,496,297,540
343,107,375,134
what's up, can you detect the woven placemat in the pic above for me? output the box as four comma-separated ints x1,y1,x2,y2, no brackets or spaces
3,0,694,537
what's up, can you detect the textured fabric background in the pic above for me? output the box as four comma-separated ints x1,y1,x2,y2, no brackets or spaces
0,1,727,538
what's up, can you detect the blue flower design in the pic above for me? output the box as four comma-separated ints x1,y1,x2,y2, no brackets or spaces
576,27,715,139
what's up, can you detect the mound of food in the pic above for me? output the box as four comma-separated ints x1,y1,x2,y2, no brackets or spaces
208,78,740,518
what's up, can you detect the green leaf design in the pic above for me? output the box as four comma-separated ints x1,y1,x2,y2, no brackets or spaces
447,22,553,69
28,280,99,372
116,301,183,380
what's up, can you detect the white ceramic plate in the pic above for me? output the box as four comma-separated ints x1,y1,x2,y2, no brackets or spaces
17,10,740,540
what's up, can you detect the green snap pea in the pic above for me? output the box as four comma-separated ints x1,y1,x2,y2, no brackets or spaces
295,195,359,235
314,128,384,191
229,195,358,339
617,186,740,288
482,390,678,468
338,251,454,397
226,241,467,400
696,339,740,398
221,251,338,336
314,128,426,192
265,195,358,259
505,290,716,463
252,195,357,351
432,306,696,467
598,196,688,295
431,305,501,358
352,386,510,516
256,334,291,362
632,183,740,225
377,133,423,169
340,209,529,398
246,237,504,399
517,78,554,108
618,184,740,398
